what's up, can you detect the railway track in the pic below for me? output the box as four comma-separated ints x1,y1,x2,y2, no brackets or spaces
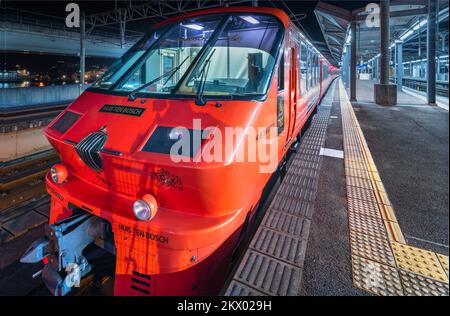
0,104,68,124
0,149,59,212
401,78,449,97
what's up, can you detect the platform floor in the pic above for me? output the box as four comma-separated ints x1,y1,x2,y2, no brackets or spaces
351,80,449,255
226,78,449,296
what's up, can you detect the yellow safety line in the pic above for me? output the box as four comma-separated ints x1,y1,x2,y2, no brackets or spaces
338,79,449,295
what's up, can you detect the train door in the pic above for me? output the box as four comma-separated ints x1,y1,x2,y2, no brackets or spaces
288,46,298,139
277,47,287,146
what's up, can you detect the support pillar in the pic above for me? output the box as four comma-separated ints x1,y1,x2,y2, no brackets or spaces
80,12,85,95
427,0,437,105
342,44,350,89
375,57,380,82
350,20,357,101
380,0,389,85
374,0,397,105
395,40,403,91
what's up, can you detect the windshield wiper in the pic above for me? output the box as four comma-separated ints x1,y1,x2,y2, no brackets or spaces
195,49,216,106
128,56,190,101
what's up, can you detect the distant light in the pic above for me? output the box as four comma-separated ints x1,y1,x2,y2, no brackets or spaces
240,16,260,24
183,23,204,30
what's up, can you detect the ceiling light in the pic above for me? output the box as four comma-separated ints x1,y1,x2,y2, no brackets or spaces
183,23,204,30
240,16,260,24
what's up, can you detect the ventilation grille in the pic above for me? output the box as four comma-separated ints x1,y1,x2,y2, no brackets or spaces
75,131,107,172
130,270,151,295
50,111,81,134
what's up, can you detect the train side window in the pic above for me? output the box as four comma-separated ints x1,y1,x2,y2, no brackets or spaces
314,54,318,87
307,48,313,89
300,43,308,95
278,50,285,91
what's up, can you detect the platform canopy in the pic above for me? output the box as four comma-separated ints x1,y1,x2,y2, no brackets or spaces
314,0,449,66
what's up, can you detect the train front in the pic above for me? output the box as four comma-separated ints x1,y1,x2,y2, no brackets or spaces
20,8,286,296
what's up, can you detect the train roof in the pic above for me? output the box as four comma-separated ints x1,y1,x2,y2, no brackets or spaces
152,6,291,29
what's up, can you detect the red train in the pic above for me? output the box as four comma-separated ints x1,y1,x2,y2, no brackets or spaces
21,6,336,295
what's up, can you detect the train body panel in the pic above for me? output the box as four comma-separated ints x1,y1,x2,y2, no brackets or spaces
24,6,337,296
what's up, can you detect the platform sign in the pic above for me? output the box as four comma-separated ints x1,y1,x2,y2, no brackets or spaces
357,63,369,69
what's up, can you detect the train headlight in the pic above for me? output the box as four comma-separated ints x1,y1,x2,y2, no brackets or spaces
133,194,158,221
50,164,68,184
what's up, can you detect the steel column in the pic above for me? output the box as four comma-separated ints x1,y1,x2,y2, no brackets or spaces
396,40,403,91
376,56,380,82
380,0,390,85
343,44,350,88
80,12,86,95
427,0,436,105
350,20,357,101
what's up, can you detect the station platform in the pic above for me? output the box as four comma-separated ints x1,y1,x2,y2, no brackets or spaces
225,78,449,296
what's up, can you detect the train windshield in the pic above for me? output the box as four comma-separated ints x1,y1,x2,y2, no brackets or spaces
91,13,283,99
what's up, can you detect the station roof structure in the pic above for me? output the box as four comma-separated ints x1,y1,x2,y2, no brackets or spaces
1,0,448,64
314,0,449,66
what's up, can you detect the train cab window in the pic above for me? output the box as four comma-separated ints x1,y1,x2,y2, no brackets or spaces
300,42,308,95
92,13,284,100
92,14,224,92
176,14,283,97
278,51,285,91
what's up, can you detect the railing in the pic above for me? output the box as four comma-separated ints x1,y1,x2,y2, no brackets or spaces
388,76,449,97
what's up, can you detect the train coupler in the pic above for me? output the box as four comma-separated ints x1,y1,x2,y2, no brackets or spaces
20,213,107,295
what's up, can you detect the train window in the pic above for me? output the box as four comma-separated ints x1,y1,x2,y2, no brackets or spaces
307,48,313,89
278,51,285,91
300,42,308,95
93,14,225,92
314,54,318,87
91,13,284,99
176,14,283,97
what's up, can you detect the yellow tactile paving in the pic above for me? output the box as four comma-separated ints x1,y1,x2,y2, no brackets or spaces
377,204,397,222
383,221,406,244
436,254,449,277
338,79,448,296
391,242,448,283
351,255,404,296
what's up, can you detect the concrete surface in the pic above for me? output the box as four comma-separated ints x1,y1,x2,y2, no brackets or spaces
374,83,397,106
302,84,365,296
351,79,449,255
0,84,81,109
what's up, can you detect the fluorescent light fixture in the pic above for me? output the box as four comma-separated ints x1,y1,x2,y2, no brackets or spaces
240,16,259,24
400,30,414,41
183,23,204,30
